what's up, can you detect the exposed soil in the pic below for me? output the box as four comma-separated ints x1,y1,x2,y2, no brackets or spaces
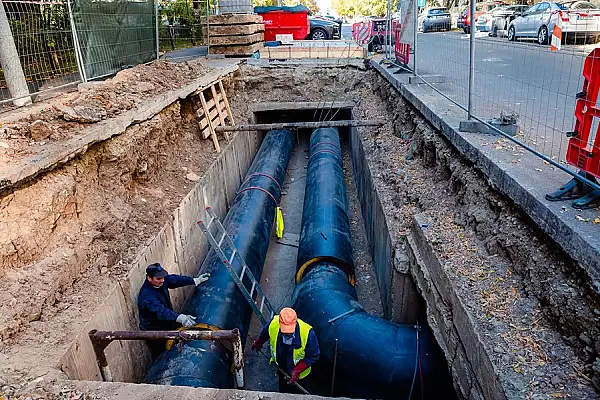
0,60,213,166
0,93,226,398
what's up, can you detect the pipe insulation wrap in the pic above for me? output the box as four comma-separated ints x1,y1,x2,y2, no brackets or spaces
292,127,453,399
296,127,355,284
145,129,295,388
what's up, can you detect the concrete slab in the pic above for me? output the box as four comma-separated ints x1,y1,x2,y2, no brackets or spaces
408,74,445,84
203,24,265,37
372,59,600,294
201,14,263,26
208,33,265,47
73,380,352,400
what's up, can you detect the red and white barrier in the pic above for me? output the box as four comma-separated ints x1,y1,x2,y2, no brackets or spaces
551,19,562,51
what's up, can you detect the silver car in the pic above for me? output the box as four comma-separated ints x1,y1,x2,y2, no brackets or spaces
507,1,600,45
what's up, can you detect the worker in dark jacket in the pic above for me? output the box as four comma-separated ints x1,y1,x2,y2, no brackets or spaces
251,307,320,394
138,263,210,360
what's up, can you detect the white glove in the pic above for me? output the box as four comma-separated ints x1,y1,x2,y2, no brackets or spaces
194,273,210,286
176,314,197,328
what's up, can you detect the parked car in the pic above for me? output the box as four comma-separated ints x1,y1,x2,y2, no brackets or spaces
463,1,508,33
475,6,507,32
322,15,343,33
308,16,341,40
489,5,529,36
418,7,452,32
507,1,600,45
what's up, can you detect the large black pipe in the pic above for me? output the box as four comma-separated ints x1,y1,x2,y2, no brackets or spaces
145,129,294,387
292,128,453,399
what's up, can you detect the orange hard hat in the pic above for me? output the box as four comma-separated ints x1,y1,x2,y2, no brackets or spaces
279,307,297,334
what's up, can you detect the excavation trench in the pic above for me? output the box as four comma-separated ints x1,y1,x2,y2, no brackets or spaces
2,64,599,400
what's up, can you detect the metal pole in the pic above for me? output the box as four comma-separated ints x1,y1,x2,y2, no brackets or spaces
66,0,87,83
468,0,476,119
0,0,32,106
155,0,159,59
386,0,391,59
330,338,339,396
88,328,242,383
206,0,210,54
214,120,385,133
413,0,418,76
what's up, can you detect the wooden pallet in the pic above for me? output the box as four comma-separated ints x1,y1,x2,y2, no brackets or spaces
194,80,235,153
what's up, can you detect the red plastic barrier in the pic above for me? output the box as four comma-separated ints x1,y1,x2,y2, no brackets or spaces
394,31,410,65
566,48,600,179
258,10,310,41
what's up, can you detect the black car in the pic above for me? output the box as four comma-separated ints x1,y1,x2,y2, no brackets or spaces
490,4,529,36
307,16,341,40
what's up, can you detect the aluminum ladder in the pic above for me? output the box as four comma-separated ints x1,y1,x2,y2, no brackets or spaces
197,207,275,326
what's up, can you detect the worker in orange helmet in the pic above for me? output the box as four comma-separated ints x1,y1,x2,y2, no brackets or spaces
251,307,320,394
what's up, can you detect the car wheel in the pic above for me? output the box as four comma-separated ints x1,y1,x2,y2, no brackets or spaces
463,26,469,34
422,23,428,33
508,25,516,41
491,25,498,37
311,28,328,40
537,25,549,45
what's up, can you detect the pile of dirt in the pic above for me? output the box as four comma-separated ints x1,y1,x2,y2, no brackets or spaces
0,60,213,164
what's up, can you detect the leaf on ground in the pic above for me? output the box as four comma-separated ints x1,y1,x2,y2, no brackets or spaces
593,218,600,224
576,215,590,222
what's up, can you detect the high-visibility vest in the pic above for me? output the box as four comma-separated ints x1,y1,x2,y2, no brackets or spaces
268,315,313,379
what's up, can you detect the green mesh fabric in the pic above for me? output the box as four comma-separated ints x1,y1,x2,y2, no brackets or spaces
70,0,156,79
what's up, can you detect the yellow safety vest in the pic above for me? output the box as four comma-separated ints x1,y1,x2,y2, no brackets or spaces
268,315,313,379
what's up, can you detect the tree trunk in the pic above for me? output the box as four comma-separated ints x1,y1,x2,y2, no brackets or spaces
0,0,32,106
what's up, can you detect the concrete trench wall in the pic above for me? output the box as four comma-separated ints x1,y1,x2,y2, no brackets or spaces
59,129,263,383
348,123,425,324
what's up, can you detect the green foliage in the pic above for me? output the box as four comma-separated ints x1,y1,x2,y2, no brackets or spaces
332,0,399,17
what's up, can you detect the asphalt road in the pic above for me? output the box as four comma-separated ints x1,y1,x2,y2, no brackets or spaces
415,31,597,161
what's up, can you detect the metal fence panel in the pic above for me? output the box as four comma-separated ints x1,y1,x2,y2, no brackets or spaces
411,1,600,192
0,0,79,106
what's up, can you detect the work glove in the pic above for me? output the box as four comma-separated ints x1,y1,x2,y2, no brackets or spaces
251,337,267,352
194,273,210,286
176,314,197,328
288,360,308,384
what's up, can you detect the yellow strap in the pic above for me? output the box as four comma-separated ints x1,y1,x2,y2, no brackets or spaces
275,207,284,239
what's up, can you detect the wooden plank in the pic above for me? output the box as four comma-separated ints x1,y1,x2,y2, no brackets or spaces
198,102,227,131
210,42,264,56
198,92,220,153
211,84,228,141
197,92,223,115
264,44,365,59
201,116,224,140
207,32,264,46
218,80,235,126
201,14,263,26
203,23,265,37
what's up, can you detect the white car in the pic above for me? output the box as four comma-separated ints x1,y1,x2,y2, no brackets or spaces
507,1,600,45
475,6,507,32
